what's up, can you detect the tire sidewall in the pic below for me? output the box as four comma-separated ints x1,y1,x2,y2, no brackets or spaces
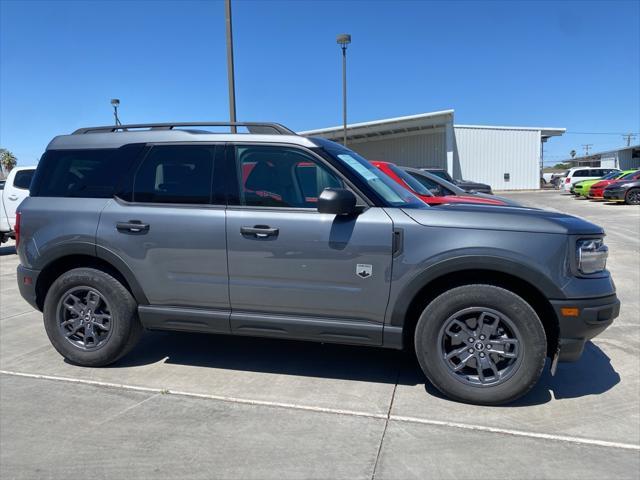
625,188,639,205
43,268,138,366
415,285,547,405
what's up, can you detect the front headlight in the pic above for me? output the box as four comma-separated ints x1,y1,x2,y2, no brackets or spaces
576,238,608,274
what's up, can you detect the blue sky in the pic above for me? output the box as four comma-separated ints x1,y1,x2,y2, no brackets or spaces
1,0,638,166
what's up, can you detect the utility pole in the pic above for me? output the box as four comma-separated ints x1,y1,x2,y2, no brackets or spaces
225,0,237,133
582,144,593,156
337,34,351,146
622,133,636,146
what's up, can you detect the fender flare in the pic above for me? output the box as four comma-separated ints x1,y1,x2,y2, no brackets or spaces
33,242,149,305
388,254,563,329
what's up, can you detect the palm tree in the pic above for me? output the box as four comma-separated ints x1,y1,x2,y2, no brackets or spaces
0,148,18,176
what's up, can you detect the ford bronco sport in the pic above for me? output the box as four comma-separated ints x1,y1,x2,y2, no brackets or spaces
16,122,620,405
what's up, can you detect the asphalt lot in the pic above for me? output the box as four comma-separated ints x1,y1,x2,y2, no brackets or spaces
1,191,639,479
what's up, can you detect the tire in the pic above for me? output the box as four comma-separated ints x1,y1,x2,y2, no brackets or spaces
625,188,640,205
414,285,546,405
43,268,142,366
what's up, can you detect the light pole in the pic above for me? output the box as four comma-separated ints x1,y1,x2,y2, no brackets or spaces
337,33,351,146
225,0,237,133
110,99,121,126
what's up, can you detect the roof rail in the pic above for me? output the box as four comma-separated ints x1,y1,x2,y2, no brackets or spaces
72,122,296,135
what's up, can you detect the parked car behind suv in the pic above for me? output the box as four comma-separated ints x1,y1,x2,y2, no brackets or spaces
561,167,619,192
1,166,36,243
420,168,493,194
603,173,640,205
16,122,619,405
401,167,521,207
588,170,640,200
370,161,505,206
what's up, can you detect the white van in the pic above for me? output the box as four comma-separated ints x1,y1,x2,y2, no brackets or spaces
561,167,619,191
1,166,36,242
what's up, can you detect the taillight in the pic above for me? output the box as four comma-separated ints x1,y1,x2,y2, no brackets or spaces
565,177,571,183
14,211,21,247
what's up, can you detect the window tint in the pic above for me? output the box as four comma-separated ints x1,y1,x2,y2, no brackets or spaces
133,145,216,204
574,170,589,177
236,146,342,208
13,170,34,190
30,145,144,198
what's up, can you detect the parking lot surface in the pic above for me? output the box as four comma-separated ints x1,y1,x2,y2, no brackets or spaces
1,191,639,479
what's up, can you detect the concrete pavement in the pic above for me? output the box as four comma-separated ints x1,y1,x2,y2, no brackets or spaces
1,191,639,479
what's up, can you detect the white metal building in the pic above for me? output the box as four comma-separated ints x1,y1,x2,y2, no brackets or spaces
300,111,565,191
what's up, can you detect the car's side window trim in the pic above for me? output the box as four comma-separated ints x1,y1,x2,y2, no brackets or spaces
226,142,373,209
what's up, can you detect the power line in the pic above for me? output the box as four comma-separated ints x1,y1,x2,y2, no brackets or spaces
581,144,593,156
564,131,640,135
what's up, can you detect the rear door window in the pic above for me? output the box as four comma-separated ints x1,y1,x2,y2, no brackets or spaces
131,145,219,205
13,170,34,190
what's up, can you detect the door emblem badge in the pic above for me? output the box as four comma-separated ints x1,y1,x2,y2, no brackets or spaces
356,264,373,279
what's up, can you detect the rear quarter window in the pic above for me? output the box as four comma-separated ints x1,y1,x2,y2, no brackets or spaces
13,170,35,190
30,145,145,198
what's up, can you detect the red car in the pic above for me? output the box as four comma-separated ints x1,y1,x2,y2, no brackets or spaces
371,161,506,206
589,170,640,199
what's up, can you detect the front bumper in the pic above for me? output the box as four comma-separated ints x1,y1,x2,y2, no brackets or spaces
603,188,626,201
550,294,619,362
17,265,41,311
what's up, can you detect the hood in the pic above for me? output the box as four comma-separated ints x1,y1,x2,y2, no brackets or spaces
402,203,604,235
472,192,522,207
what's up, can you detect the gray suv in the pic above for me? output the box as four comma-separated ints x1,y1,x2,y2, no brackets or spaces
16,122,620,405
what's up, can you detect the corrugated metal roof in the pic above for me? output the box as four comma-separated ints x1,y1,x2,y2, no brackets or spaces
299,110,454,139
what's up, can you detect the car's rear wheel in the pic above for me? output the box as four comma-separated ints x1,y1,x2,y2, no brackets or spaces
625,188,640,205
43,268,142,366
414,284,546,405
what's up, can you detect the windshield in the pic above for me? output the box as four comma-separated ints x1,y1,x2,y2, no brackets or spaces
600,171,621,180
313,139,425,208
408,170,460,195
386,163,433,196
620,170,639,180
427,169,454,183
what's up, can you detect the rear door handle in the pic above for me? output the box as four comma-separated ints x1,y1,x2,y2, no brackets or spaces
240,225,279,238
116,221,150,233
8,195,18,201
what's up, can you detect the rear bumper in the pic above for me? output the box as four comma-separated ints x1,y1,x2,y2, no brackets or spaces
551,294,619,362
17,265,40,311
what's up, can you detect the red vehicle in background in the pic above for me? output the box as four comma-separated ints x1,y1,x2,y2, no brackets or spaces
588,170,640,199
371,161,507,206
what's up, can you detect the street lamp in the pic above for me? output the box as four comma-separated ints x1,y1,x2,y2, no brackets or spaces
225,0,237,133
110,98,122,126
337,33,351,146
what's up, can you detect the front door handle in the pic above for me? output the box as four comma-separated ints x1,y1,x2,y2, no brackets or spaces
240,225,279,238
116,221,150,233
8,195,18,201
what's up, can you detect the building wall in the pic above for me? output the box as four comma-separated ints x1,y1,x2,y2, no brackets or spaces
348,129,446,169
453,127,541,190
618,148,640,170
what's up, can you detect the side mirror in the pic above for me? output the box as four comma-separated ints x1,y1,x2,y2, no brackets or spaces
318,188,358,215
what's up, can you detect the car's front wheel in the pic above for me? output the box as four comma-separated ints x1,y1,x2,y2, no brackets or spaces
625,188,640,205
414,284,546,405
43,268,142,366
